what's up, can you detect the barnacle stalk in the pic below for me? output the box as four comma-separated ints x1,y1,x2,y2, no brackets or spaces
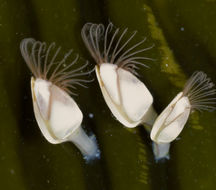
20,38,99,160
81,22,157,128
152,142,170,161
151,71,216,144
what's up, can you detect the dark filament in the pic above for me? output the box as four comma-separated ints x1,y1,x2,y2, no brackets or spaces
81,23,155,76
183,71,216,112
20,38,93,95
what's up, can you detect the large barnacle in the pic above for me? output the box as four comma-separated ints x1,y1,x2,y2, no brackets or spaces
20,38,99,160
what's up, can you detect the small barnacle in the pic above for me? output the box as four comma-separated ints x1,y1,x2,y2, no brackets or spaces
151,71,216,144
20,38,99,160
81,22,157,128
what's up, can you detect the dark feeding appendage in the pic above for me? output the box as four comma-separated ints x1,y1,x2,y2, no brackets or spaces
183,71,216,112
81,22,155,76
20,38,93,95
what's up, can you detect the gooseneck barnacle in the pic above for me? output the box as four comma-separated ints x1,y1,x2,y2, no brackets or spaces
150,71,216,144
20,38,100,160
82,23,157,128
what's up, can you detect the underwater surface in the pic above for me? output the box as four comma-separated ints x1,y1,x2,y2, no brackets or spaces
0,0,216,189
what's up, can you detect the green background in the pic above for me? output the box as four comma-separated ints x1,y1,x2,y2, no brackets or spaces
0,0,216,189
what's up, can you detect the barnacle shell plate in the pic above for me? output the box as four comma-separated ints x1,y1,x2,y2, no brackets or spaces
151,92,191,143
96,63,153,128
31,77,83,144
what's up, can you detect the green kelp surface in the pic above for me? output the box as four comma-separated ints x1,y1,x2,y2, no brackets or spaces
0,0,216,190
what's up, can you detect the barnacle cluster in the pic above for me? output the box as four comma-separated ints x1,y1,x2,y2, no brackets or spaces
19,23,216,162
